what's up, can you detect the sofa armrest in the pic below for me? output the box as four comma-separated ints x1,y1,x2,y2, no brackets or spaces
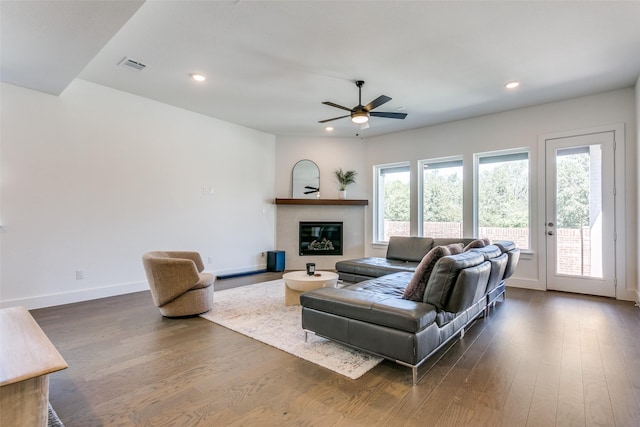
301,287,437,333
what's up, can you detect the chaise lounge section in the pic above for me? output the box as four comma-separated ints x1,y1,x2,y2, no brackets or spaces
301,239,520,384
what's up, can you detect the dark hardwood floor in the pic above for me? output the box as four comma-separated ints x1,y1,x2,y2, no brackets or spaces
30,273,640,426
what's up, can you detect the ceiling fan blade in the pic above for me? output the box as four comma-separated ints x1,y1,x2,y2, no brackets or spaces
322,101,353,112
370,111,408,120
318,114,350,123
365,95,391,111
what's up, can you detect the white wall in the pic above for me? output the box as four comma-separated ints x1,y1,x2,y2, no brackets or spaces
365,88,637,300
274,136,367,200
636,75,640,305
274,136,367,270
0,80,276,309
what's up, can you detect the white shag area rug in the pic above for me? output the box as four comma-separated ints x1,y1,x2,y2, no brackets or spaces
200,279,382,380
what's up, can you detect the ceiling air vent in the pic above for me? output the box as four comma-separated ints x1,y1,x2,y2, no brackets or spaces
117,57,148,71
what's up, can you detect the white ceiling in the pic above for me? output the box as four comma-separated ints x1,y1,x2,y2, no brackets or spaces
2,1,640,138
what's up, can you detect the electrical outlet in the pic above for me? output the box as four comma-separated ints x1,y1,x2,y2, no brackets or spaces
207,256,213,265
76,270,85,280
261,252,265,257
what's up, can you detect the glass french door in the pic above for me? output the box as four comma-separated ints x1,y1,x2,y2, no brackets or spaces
545,132,616,297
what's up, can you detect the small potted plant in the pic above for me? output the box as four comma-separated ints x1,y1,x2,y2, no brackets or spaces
334,168,357,199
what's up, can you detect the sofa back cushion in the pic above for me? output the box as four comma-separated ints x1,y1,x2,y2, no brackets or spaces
494,240,521,280
422,251,485,310
445,260,491,312
386,236,434,262
432,238,475,248
469,245,507,294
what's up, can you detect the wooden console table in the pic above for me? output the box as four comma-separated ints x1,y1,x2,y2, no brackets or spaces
0,306,68,426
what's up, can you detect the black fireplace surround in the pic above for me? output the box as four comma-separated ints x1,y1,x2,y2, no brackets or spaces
299,221,343,256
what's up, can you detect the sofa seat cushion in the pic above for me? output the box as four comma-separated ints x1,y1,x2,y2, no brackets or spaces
335,257,419,278
192,272,215,290
300,272,437,333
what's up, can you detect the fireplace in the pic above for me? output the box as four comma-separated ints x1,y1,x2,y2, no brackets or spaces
299,222,343,256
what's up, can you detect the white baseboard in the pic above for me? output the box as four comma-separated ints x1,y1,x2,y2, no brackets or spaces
615,287,638,302
504,277,545,291
0,280,150,311
0,263,270,311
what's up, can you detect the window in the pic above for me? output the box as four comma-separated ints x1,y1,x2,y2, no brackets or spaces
374,163,410,242
475,149,530,249
419,157,463,238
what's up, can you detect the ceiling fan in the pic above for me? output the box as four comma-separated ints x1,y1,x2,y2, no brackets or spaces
319,80,407,125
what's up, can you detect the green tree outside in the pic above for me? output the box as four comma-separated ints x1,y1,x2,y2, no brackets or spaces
556,153,590,228
478,160,528,228
384,179,410,221
423,169,463,222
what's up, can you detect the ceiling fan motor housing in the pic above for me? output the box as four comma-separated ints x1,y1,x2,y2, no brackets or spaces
319,80,407,124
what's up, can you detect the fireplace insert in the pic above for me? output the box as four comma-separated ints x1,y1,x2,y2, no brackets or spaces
299,221,343,256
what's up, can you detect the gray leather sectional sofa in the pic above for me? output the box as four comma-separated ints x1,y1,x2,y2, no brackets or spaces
300,237,520,384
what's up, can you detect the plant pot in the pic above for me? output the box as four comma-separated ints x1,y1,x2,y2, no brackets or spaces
338,190,347,199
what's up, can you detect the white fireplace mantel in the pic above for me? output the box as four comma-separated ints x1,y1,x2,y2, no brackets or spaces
275,202,367,271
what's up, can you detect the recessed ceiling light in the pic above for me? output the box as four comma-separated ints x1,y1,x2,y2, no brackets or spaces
191,73,206,82
325,126,334,131
505,81,520,89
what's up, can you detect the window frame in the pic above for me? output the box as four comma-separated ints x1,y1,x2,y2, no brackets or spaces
373,161,411,244
473,147,531,250
418,155,464,238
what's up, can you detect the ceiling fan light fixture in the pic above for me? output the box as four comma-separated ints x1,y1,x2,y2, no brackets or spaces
351,112,369,124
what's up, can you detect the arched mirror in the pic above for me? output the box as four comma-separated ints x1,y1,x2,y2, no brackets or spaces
292,160,320,198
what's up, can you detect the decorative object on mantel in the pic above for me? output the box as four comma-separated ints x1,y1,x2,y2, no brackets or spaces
292,160,320,199
334,168,357,199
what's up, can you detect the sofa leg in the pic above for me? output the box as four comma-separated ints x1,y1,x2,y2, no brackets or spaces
460,327,465,338
412,367,418,385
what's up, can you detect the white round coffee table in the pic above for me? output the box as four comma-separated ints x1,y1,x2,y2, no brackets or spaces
282,270,339,306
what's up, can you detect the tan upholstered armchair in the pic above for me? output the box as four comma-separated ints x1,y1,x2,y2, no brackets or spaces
142,251,214,317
